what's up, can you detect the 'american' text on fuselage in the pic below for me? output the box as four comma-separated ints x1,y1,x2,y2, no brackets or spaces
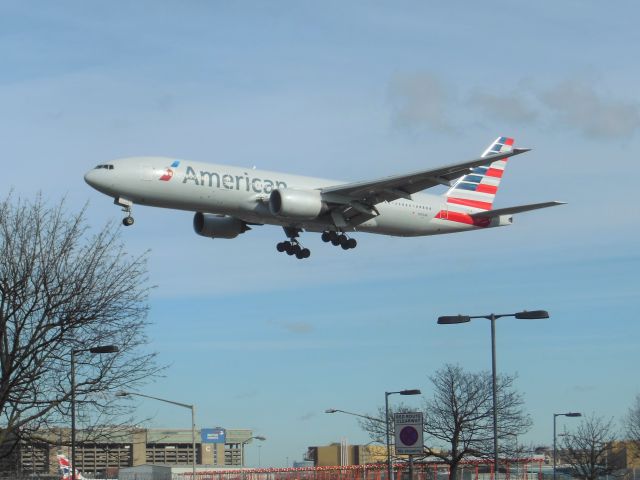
182,166,288,194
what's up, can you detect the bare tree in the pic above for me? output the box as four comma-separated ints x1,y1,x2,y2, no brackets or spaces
624,394,640,456
360,364,532,480
560,414,618,480
0,194,160,456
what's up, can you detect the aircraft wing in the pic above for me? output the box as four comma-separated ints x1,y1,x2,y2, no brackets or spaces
318,148,530,226
321,148,530,205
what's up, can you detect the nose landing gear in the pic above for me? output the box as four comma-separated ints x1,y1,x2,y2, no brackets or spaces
321,231,357,250
115,197,135,227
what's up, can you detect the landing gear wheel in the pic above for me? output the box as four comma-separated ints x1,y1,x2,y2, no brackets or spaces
122,216,134,226
341,242,350,250
277,227,311,259
338,234,348,246
331,238,340,246
321,232,331,243
347,238,357,249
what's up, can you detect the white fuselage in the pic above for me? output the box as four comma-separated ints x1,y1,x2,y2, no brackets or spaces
84,157,485,237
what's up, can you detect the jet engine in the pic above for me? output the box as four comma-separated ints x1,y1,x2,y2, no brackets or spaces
193,212,251,239
268,188,327,220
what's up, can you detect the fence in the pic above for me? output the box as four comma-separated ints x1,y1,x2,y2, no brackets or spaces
172,461,546,480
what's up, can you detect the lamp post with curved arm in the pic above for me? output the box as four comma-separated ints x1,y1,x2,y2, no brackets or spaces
553,412,582,480
117,391,196,478
71,345,119,479
241,435,266,467
385,390,421,480
325,408,385,424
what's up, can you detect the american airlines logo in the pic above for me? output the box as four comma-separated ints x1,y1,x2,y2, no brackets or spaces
181,166,288,194
159,160,180,181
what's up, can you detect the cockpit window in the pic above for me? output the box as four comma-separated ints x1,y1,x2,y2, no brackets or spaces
94,164,115,170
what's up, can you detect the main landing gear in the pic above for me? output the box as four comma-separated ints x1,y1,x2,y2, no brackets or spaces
276,240,311,259
321,231,357,250
277,227,311,260
115,197,135,227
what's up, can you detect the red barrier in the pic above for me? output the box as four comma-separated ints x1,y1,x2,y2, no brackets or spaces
177,459,544,480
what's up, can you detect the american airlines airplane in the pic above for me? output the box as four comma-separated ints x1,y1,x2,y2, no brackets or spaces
84,137,564,259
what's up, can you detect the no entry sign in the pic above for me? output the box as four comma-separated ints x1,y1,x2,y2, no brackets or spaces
394,412,423,455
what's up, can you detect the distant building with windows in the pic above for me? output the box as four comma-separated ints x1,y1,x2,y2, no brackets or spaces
0,427,256,477
305,443,388,466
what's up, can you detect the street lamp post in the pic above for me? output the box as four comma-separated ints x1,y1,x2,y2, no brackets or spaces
325,409,385,470
241,436,266,467
71,345,119,480
438,310,549,480
325,408,385,424
385,389,421,480
117,391,197,478
553,412,582,480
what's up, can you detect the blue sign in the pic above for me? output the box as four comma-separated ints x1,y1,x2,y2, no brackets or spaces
201,428,226,444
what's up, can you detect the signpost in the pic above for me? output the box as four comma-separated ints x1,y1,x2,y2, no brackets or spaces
395,412,423,480
394,412,423,454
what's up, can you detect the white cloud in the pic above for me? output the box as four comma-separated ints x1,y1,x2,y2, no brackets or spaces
388,72,454,133
537,79,640,139
468,90,538,124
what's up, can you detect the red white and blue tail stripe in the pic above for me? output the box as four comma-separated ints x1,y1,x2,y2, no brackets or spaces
58,454,84,480
445,136,514,212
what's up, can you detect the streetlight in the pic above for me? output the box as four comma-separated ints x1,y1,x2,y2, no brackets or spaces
71,345,119,480
438,310,549,480
385,389,421,480
325,408,385,424
116,391,197,478
241,436,266,467
553,412,581,480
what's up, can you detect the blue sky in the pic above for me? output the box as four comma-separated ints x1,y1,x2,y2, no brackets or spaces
2,0,639,468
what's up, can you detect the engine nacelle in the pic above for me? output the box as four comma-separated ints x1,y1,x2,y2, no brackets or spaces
193,212,250,239
268,188,326,220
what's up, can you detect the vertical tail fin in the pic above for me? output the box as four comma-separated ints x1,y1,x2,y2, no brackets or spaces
58,454,84,480
445,136,514,212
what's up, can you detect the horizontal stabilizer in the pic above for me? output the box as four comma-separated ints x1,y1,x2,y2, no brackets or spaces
470,201,566,219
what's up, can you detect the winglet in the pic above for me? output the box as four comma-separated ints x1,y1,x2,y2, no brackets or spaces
513,147,532,154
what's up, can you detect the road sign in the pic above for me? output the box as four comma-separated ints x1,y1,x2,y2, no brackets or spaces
394,412,423,455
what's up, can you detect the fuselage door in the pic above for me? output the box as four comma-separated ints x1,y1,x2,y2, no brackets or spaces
140,164,154,181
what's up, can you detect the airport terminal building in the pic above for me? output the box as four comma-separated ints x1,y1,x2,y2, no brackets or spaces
1,427,256,477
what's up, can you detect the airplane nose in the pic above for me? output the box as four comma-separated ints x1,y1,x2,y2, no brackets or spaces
84,169,98,187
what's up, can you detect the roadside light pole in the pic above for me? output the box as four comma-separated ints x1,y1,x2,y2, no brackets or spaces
117,391,197,478
553,412,582,480
385,389,421,480
71,345,119,480
438,310,549,480
325,408,385,424
241,436,266,467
